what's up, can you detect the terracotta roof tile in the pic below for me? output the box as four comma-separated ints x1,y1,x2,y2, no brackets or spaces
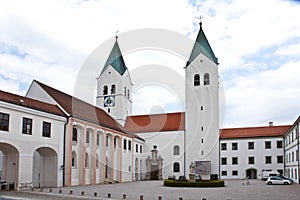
0,90,66,117
220,125,291,139
34,80,142,140
125,112,185,133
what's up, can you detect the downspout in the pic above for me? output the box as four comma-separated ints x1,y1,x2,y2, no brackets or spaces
184,128,186,178
62,116,69,187
297,124,299,184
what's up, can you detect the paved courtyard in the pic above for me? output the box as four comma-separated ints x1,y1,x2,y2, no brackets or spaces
1,180,300,200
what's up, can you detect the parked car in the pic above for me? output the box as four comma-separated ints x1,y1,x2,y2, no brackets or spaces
277,174,293,183
266,176,293,185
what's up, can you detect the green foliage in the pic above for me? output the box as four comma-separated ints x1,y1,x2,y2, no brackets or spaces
163,179,225,187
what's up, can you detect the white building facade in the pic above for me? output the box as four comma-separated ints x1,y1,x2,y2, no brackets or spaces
0,90,66,189
284,116,300,183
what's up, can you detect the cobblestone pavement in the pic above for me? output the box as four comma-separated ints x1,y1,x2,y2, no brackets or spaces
1,180,300,200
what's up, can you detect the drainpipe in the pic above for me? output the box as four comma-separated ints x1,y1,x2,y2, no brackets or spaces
184,129,186,178
62,116,70,187
297,124,300,184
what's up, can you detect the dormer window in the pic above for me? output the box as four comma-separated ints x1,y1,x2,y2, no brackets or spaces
194,74,200,86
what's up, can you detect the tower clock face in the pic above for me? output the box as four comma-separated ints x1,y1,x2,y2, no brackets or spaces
104,96,115,107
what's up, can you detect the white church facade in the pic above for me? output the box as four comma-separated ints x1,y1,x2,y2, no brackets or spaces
0,22,299,189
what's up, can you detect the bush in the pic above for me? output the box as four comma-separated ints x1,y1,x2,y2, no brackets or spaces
163,179,225,187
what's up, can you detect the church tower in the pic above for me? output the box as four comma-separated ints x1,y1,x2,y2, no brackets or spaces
96,37,132,126
185,21,219,178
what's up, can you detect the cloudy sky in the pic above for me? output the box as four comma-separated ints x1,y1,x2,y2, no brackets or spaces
0,0,300,128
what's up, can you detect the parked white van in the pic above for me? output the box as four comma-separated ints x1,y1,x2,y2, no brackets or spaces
262,171,280,180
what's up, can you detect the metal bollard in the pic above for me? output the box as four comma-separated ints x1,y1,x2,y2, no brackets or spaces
49,188,52,193
179,197,183,200
69,190,73,195
81,191,85,196
94,192,97,196
158,196,162,200
123,194,126,199
40,188,43,192
140,195,144,200
202,198,206,200
108,193,111,198
59,189,62,194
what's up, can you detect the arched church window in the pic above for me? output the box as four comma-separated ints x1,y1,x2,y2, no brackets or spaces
173,162,180,172
194,74,200,86
85,153,89,168
72,127,77,142
103,85,108,95
173,145,180,155
111,84,116,94
86,131,90,144
72,151,77,168
96,154,100,168
127,89,130,99
124,87,127,96
204,73,210,85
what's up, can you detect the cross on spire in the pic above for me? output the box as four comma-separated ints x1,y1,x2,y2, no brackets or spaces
115,30,119,40
198,15,204,26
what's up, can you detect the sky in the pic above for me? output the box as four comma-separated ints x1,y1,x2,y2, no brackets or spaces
0,0,300,128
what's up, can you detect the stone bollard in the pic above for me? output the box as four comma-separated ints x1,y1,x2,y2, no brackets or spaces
69,190,73,195
94,192,97,196
81,191,85,196
49,188,52,193
59,189,62,194
158,196,162,200
123,194,126,199
108,193,111,198
140,195,144,200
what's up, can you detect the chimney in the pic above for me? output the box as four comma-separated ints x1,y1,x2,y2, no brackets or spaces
269,122,273,127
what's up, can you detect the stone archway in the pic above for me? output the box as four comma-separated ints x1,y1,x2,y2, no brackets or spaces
0,142,19,190
33,147,58,188
246,168,257,179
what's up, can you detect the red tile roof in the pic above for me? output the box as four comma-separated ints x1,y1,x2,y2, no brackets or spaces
0,90,66,117
220,125,291,139
125,112,185,133
34,80,142,140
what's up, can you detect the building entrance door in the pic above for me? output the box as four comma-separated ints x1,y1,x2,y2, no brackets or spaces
151,165,158,180
246,168,257,179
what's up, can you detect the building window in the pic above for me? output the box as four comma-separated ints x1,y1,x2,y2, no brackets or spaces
22,117,32,135
123,139,127,150
42,121,51,137
232,170,238,176
277,156,283,163
114,137,117,149
103,85,108,95
86,131,90,144
248,142,254,150
85,153,89,168
128,140,132,151
265,141,271,149
106,135,109,147
140,145,143,153
221,157,227,165
0,112,9,131
248,157,255,164
136,144,139,153
232,157,238,165
111,84,116,94
173,145,180,155
232,143,238,150
265,156,272,164
124,87,127,96
276,141,283,148
296,150,299,161
173,162,180,172
221,143,227,151
97,133,100,146
72,127,78,141
127,89,130,99
204,73,210,85
72,151,77,168
292,152,294,162
221,171,227,176
194,74,200,86
96,154,100,168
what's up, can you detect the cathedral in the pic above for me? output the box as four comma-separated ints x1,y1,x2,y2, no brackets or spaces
0,21,297,190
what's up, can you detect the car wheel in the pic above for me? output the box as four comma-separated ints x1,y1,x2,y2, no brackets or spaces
267,182,272,185
284,182,288,185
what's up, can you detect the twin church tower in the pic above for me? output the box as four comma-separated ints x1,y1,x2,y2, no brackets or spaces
96,22,220,177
